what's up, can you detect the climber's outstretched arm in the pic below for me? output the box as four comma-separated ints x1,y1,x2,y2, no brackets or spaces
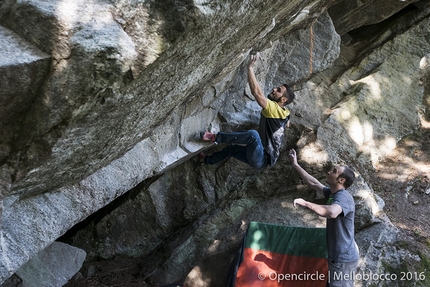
289,149,325,194
247,53,267,109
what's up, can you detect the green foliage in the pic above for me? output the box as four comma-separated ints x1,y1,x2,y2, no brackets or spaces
417,251,430,285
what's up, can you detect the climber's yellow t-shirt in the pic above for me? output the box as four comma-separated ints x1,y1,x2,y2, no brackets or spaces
259,100,290,166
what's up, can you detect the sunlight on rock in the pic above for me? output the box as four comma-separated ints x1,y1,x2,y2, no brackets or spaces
420,116,430,129
356,75,381,101
343,115,376,150
194,0,216,15
362,122,374,143
402,75,412,85
300,143,328,164
348,117,364,145
419,109,430,129
187,266,211,287
144,23,165,65
354,189,384,215
57,1,79,28
340,109,352,121
362,135,397,165
347,117,374,146
378,136,397,156
240,220,248,232
419,56,429,70
58,0,112,27
207,240,221,255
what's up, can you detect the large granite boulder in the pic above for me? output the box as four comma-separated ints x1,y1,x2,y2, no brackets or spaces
0,0,429,285
61,5,430,286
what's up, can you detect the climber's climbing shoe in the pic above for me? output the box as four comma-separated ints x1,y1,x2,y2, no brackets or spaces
200,132,216,142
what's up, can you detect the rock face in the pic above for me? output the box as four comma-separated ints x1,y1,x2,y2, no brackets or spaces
0,0,429,286
0,26,50,161
16,242,86,287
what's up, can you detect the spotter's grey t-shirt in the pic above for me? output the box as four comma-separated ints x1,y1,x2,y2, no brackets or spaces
323,187,359,262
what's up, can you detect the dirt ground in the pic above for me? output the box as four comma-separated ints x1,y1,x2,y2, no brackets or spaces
63,127,430,287
371,128,430,240
367,126,430,281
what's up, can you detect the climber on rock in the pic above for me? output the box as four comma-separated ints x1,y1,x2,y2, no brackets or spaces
289,148,359,287
199,52,295,169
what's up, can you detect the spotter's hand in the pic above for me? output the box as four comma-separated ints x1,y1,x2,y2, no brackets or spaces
289,149,297,165
293,198,306,208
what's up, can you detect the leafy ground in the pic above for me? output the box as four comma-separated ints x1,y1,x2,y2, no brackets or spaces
371,128,430,240
368,126,430,286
